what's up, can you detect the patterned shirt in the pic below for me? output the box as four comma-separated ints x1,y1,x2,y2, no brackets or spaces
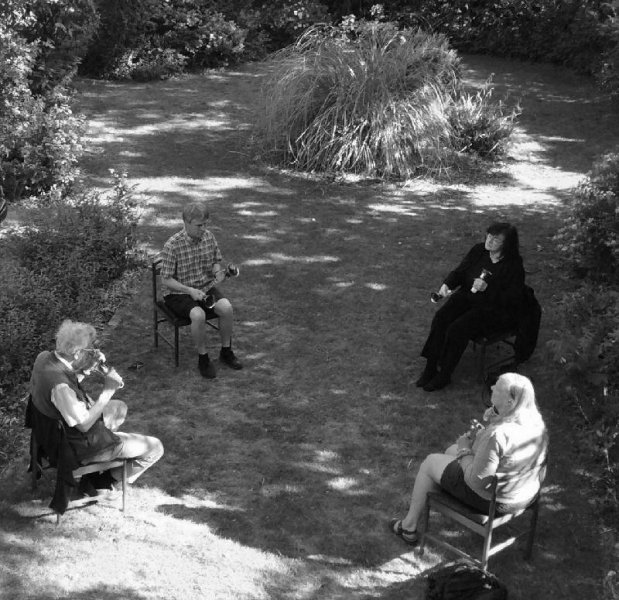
160,228,222,296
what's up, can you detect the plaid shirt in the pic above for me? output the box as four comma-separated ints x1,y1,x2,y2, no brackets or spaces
160,228,222,296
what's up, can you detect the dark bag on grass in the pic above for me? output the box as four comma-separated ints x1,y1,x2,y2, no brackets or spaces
426,561,508,600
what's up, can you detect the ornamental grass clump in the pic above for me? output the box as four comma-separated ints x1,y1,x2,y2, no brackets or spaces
254,20,516,179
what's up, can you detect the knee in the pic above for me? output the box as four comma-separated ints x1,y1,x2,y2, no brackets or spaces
214,298,233,318
149,437,164,461
189,306,206,322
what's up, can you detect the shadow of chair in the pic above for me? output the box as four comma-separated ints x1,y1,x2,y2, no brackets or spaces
151,257,219,366
417,475,542,571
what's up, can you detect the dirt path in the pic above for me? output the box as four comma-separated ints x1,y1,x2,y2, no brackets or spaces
2,55,617,600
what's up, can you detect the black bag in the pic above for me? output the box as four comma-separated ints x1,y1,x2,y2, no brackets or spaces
426,561,508,600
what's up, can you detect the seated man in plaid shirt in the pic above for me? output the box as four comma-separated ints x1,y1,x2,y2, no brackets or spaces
160,202,243,378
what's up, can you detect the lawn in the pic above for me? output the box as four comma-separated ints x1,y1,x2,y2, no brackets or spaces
1,54,618,600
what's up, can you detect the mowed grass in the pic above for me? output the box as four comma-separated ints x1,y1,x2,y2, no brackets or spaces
1,55,618,600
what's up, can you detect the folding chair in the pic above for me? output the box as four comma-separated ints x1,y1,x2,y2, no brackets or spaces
30,427,128,524
151,257,219,366
418,475,542,571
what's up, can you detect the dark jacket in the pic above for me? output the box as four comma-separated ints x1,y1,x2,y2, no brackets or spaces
25,395,79,514
444,243,525,314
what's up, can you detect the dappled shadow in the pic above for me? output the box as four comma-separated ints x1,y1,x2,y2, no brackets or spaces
1,54,609,599
460,54,619,176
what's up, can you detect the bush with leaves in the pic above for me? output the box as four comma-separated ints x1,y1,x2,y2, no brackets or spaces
0,172,140,400
548,149,619,520
82,0,247,80
0,17,85,204
253,16,517,179
391,0,618,93
547,286,619,516
554,150,619,282
448,80,519,160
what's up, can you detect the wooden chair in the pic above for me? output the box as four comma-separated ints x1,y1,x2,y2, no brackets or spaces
30,428,128,524
418,475,542,571
151,257,219,366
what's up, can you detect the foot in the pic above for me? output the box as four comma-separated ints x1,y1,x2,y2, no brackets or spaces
388,518,418,546
415,366,437,388
198,353,217,378
219,348,243,370
423,372,451,392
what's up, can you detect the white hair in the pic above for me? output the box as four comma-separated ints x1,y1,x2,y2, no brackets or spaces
55,319,97,355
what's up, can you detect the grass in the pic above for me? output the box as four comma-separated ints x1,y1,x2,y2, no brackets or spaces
1,54,618,599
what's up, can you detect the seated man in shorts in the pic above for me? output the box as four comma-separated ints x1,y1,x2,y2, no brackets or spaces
160,202,243,378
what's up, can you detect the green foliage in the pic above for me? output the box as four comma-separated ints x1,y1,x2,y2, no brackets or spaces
0,172,140,397
0,0,99,93
555,150,619,281
391,0,619,94
237,0,332,55
254,17,517,179
82,0,247,80
549,149,619,518
448,80,519,159
0,18,85,204
546,286,619,514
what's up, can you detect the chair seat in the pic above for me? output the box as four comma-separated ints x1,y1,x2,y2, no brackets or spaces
74,459,126,477
427,490,528,527
156,300,191,326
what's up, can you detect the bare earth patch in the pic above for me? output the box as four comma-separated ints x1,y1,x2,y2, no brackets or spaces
1,55,618,600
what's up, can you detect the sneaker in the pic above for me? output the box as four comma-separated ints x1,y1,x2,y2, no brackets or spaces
219,348,243,370
198,353,216,378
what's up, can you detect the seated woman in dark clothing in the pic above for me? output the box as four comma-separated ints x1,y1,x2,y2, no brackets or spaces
417,222,525,392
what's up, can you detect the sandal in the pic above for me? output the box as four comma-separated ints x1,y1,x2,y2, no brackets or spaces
388,518,419,546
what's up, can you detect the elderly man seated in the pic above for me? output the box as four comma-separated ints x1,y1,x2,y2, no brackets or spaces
28,319,164,511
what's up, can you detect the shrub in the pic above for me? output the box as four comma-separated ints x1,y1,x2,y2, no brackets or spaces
82,0,247,79
110,48,188,81
239,0,331,54
548,149,619,521
554,150,619,282
254,18,517,179
390,0,618,86
0,172,140,399
546,286,619,516
448,80,520,160
0,20,84,203
159,5,246,70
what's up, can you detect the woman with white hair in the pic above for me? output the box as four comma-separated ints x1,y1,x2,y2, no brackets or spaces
389,373,548,545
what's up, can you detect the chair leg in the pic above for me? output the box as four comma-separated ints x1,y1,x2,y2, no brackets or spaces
30,432,39,492
174,325,180,367
524,501,539,560
417,499,431,555
481,522,493,571
153,309,159,348
121,460,127,512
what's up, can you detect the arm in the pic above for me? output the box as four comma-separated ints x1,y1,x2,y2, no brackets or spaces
460,430,502,495
443,243,485,291
52,369,124,433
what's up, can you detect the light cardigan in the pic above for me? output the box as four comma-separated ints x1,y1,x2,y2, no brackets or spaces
460,418,547,506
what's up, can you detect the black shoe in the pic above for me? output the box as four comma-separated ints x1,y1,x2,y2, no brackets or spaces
416,367,437,388
423,372,451,392
219,348,243,370
198,353,216,378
